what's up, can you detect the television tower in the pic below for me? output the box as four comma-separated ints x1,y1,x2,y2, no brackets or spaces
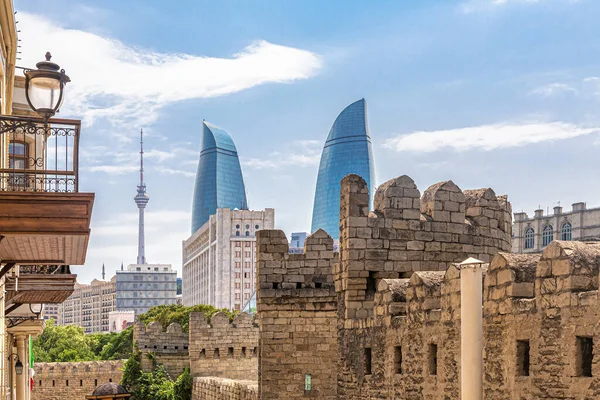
134,129,149,264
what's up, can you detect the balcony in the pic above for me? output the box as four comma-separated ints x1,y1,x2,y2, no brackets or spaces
4,265,77,314
0,115,94,266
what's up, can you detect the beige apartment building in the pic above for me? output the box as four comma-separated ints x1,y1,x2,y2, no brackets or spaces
512,202,600,253
60,278,117,334
182,208,274,310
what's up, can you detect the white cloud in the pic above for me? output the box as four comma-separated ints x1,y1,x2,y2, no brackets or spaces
19,12,322,127
87,164,139,174
460,0,573,13
383,122,598,152
529,83,577,98
160,168,195,178
242,140,322,170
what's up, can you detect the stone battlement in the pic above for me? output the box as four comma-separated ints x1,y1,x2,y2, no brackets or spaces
337,174,512,322
189,311,258,380
134,321,189,378
32,360,124,400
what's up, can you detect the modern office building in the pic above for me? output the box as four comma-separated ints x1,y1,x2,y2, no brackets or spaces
289,232,308,254
59,277,117,334
513,202,600,253
182,208,274,310
115,263,178,317
191,121,248,233
311,98,376,239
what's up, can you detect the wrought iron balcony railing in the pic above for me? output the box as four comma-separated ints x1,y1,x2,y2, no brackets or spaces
0,115,79,193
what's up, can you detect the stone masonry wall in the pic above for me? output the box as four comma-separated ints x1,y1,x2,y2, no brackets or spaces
134,321,189,379
31,360,123,400
335,174,512,399
256,229,338,399
193,376,259,400
189,311,258,380
483,241,600,400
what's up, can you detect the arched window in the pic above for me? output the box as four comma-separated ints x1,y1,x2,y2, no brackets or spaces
524,228,535,249
245,231,250,237
235,231,240,237
542,225,553,247
236,224,240,229
245,224,250,229
255,225,259,230
561,222,572,240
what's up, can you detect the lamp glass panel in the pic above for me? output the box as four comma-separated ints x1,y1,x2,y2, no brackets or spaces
27,76,61,112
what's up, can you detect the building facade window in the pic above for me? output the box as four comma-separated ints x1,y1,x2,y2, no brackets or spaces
542,225,554,247
245,231,250,237
561,222,572,241
8,141,28,188
524,228,535,249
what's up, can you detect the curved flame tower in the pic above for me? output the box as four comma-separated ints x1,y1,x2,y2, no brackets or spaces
311,98,375,240
191,121,248,233
134,129,149,264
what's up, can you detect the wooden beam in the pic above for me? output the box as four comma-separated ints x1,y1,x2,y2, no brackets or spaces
5,302,21,315
0,262,14,280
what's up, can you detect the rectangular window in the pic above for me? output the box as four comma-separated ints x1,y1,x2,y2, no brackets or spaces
245,251,251,258
245,242,251,247
366,271,377,299
577,336,593,377
235,242,241,248
394,346,402,374
228,347,234,358
235,262,240,269
235,251,241,257
242,347,247,358
235,273,241,278
428,344,438,375
305,374,312,391
244,273,250,279
364,347,372,375
516,340,530,376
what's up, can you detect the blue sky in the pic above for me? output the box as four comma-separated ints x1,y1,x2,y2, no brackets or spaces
15,0,600,283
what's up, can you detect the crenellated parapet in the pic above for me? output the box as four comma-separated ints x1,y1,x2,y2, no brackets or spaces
134,321,189,379
32,360,124,400
256,229,339,400
189,311,258,380
338,173,511,320
135,321,189,355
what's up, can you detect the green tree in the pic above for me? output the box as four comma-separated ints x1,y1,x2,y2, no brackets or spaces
99,326,133,360
173,367,193,400
32,319,98,362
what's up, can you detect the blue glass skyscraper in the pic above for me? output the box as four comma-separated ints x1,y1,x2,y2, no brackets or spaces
311,99,375,239
191,121,248,233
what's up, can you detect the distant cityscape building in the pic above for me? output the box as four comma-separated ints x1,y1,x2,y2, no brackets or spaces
289,232,308,254
311,98,375,239
108,310,135,333
115,264,178,317
191,121,248,233
43,304,60,323
177,277,182,295
59,277,117,334
182,208,274,310
512,202,600,253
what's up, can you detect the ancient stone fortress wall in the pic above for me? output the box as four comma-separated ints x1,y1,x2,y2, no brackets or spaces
484,241,600,400
192,376,258,400
189,311,258,380
335,174,513,399
256,229,339,400
31,360,123,400
134,320,189,379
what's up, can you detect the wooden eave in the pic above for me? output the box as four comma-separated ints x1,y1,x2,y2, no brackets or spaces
5,273,77,306
0,192,94,265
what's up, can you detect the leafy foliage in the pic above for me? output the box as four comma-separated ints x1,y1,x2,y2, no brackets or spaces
32,319,98,362
121,350,190,400
32,319,133,362
173,367,193,400
137,304,236,332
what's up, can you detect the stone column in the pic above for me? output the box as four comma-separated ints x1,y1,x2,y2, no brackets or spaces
460,258,483,400
14,335,26,400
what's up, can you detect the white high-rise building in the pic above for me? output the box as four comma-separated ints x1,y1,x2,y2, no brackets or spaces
59,277,117,334
182,208,274,310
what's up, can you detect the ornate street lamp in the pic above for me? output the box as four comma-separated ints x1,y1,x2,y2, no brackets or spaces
8,353,23,375
24,52,70,121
